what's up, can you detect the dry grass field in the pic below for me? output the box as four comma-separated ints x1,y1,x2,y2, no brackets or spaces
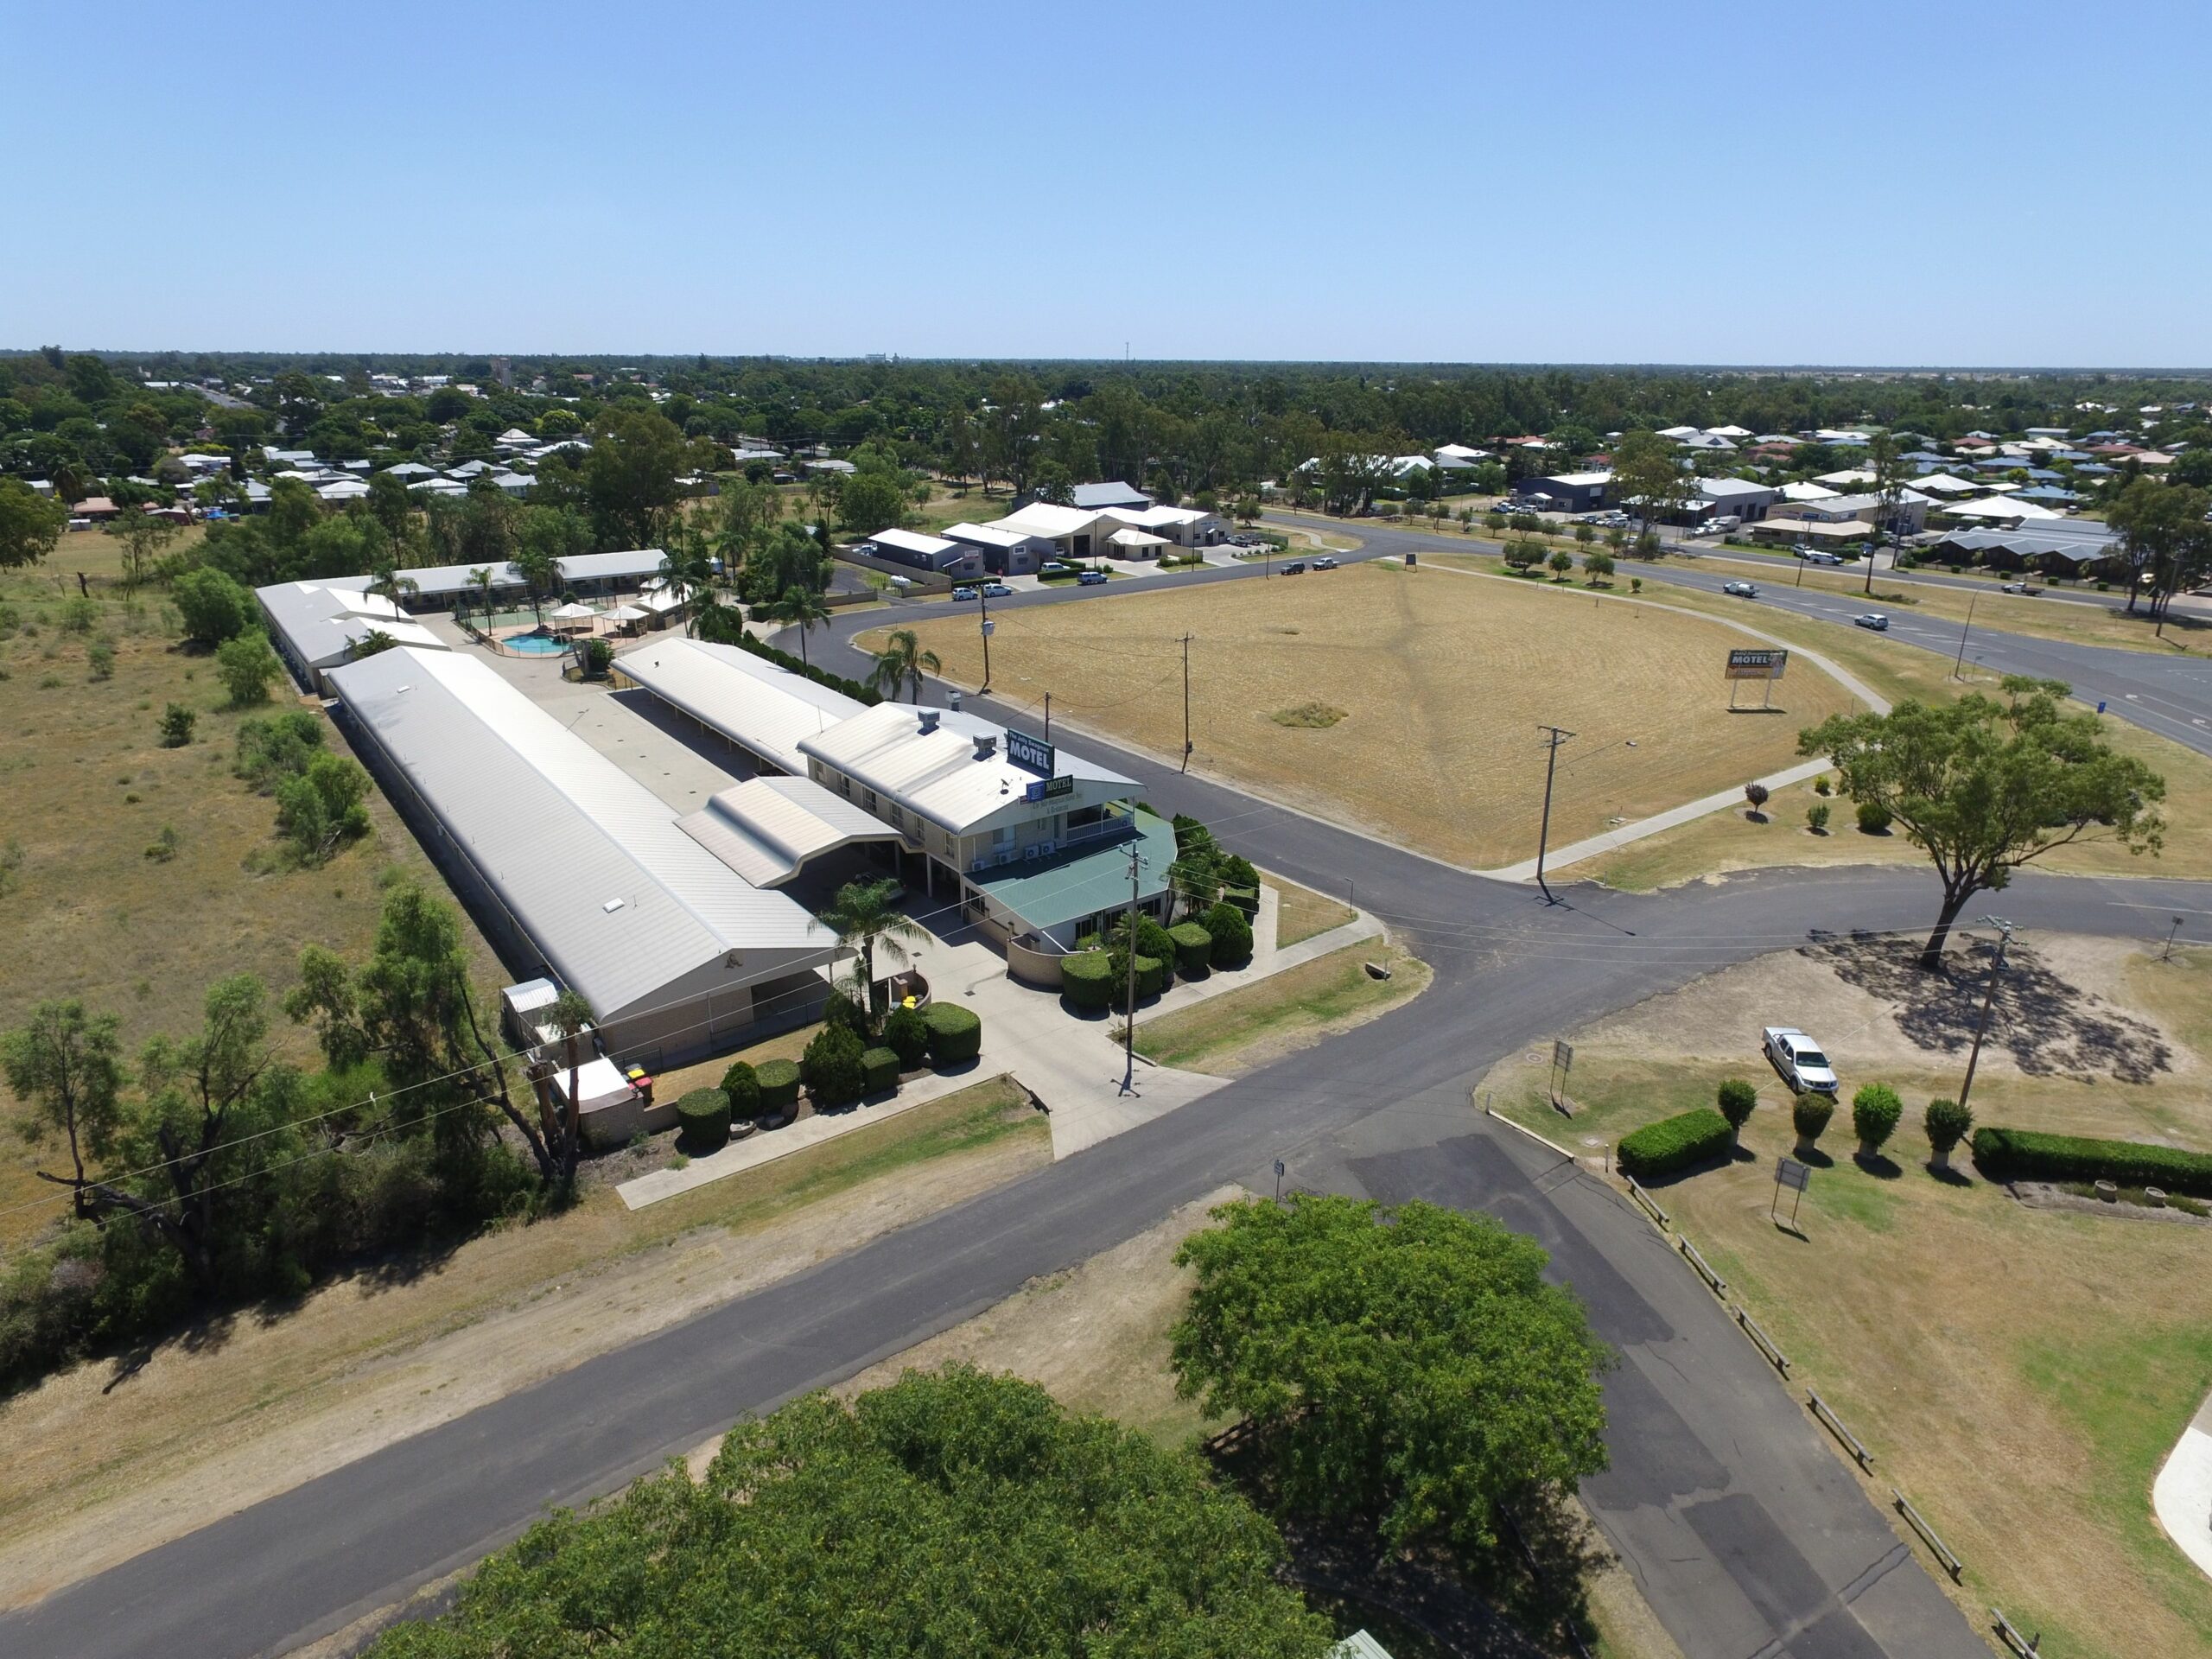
0,555,505,1251
1486,939,2212,1659
870,563,1861,868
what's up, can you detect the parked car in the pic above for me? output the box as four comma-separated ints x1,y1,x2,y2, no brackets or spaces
1281,560,1307,575
1077,569,1109,585
950,586,977,601
1709,514,1741,534
1853,612,1890,631
1999,581,2042,595
1722,580,1758,597
1313,556,1339,569
1800,549,1843,566
982,582,1013,597
1038,562,1073,579
1762,1027,1840,1096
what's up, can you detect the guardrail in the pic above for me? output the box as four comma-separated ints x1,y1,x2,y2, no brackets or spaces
1624,1175,1669,1229
1892,1488,1963,1581
1736,1306,1789,1375
1808,1389,1874,1470
1678,1236,1726,1296
1991,1607,2042,1655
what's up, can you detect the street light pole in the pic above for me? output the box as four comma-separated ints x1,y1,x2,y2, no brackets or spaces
1179,632,1192,772
977,583,993,695
1534,725,1575,905
1952,593,1976,680
1119,843,1142,1095
1955,917,2014,1118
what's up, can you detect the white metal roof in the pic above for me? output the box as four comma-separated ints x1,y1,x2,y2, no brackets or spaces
1947,496,2063,521
1695,477,1776,500
560,548,668,583
1815,468,1877,487
1099,505,1208,530
616,636,865,775
326,648,827,1024
677,776,903,887
1779,481,1840,501
941,521,1028,549
257,582,448,672
1109,528,1170,548
986,503,1098,540
797,702,1135,836
1910,472,1981,495
869,527,959,558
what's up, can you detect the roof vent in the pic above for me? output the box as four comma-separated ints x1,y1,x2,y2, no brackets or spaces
602,898,626,913
973,734,997,760
918,709,939,734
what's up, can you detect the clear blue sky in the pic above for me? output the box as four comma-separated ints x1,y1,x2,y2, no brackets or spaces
10,1,2210,365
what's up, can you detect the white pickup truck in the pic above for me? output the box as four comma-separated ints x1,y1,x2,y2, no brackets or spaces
1762,1027,1839,1095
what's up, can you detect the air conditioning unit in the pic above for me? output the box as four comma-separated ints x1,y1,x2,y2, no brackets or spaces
998,849,1019,867
1037,839,1054,856
1023,844,1039,861
970,858,987,874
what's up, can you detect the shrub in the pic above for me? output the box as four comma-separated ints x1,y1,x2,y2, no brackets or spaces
1117,914,1176,968
880,1003,931,1067
1617,1108,1733,1180
1812,775,1832,796
234,708,323,789
1923,1097,1972,1168
1968,1127,2212,1198
922,1002,983,1066
1856,800,1893,834
1715,1078,1758,1143
1203,900,1253,966
274,751,372,864
861,1046,900,1096
1131,954,1170,1000
823,991,870,1038
86,638,115,680
215,630,282,706
802,1023,867,1109
1167,921,1213,976
1061,950,1116,1009
173,567,251,647
675,1087,732,1151
1744,780,1770,811
1806,802,1831,833
1791,1094,1835,1153
755,1058,801,1115
158,702,196,748
1850,1084,1903,1154
718,1060,760,1121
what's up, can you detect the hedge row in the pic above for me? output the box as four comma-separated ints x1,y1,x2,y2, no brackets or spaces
755,1058,802,1114
861,1046,900,1095
725,626,883,706
1167,922,1213,976
1970,1127,2212,1197
1061,950,1117,1009
1617,1107,1734,1180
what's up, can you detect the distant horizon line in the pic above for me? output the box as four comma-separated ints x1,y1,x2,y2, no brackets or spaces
5,348,2212,378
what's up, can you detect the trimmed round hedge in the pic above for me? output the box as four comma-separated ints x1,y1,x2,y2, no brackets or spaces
861,1046,900,1096
1061,950,1116,1009
1133,954,1170,999
1202,900,1253,967
1167,922,1213,978
718,1060,761,1121
881,1004,931,1068
1850,1084,1903,1153
675,1087,732,1152
923,1002,983,1065
755,1058,802,1115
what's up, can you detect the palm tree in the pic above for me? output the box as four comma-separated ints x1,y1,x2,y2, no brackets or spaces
660,531,718,639
468,565,495,626
770,582,831,664
513,545,557,623
867,627,941,702
543,989,594,1192
817,879,928,1022
368,567,421,609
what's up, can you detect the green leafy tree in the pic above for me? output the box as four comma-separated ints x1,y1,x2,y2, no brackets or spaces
363,1366,1327,1658
583,406,689,549
767,581,830,664
838,468,910,535
0,478,70,569
106,506,180,591
274,752,372,863
3,1001,125,1212
216,630,283,706
1171,1193,1609,1570
1923,1097,1973,1173
866,626,941,701
1548,547,1576,580
158,702,197,747
1802,677,2165,966
801,1021,867,1108
173,566,251,647
817,877,928,1020
1851,1083,1904,1156
713,476,782,572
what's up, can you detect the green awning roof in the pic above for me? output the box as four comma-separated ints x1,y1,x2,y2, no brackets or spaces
971,810,1176,930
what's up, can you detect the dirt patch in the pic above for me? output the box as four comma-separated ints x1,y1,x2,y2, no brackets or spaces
1272,702,1346,728
0,1084,1047,1611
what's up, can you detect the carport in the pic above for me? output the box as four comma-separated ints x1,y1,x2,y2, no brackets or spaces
677,775,906,887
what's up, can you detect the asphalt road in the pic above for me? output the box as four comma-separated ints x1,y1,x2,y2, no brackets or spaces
14,569,2211,1659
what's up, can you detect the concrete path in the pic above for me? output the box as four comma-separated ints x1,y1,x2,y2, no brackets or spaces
2154,1389,2212,1580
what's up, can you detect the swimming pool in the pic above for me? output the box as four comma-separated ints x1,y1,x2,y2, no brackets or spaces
505,633,570,655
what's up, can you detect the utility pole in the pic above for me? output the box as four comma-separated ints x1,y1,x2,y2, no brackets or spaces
977,583,993,695
2161,914,2185,963
1952,593,1976,680
1179,632,1193,772
1534,725,1575,905
1955,917,2014,1117
1043,690,1051,742
1119,842,1142,1095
